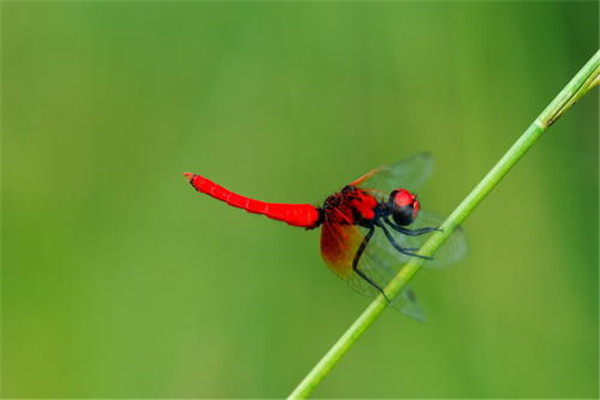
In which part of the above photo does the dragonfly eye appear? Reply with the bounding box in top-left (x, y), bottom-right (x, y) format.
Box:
top-left (389, 189), bottom-right (420, 226)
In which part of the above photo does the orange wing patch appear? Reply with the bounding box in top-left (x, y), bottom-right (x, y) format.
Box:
top-left (320, 220), bottom-right (362, 280)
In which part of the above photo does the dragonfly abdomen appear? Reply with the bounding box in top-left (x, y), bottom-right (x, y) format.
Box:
top-left (184, 173), bottom-right (320, 228)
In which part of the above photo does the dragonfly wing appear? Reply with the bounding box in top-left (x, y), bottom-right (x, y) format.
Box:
top-left (351, 153), bottom-right (434, 193)
top-left (413, 211), bottom-right (468, 268)
top-left (320, 221), bottom-right (426, 321)
top-left (350, 245), bottom-right (426, 321)
top-left (390, 287), bottom-right (426, 322)
top-left (368, 210), bottom-right (468, 269)
top-left (319, 220), bottom-right (362, 282)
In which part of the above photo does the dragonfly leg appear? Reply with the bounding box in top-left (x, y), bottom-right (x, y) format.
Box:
top-left (378, 223), bottom-right (433, 260)
top-left (352, 228), bottom-right (391, 303)
top-left (384, 217), bottom-right (441, 236)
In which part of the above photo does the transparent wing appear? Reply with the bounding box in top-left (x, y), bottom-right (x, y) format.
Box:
top-left (344, 211), bottom-right (466, 320)
top-left (320, 220), bottom-right (427, 321)
top-left (343, 260), bottom-right (427, 322)
top-left (367, 211), bottom-right (468, 269)
top-left (351, 153), bottom-right (434, 194)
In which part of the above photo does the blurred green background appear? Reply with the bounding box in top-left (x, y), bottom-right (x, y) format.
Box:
top-left (2, 2), bottom-right (598, 398)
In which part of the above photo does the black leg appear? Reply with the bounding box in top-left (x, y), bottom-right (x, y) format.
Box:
top-left (378, 223), bottom-right (433, 260)
top-left (352, 228), bottom-right (391, 302)
top-left (385, 217), bottom-right (441, 236)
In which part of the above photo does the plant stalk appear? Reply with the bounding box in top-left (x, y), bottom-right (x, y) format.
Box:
top-left (288, 49), bottom-right (600, 400)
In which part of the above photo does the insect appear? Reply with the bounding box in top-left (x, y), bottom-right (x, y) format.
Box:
top-left (184, 153), bottom-right (466, 320)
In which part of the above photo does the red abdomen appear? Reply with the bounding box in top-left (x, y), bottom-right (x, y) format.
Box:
top-left (184, 173), bottom-right (321, 228)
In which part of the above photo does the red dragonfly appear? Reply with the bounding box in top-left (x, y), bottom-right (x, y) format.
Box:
top-left (184, 153), bottom-right (466, 320)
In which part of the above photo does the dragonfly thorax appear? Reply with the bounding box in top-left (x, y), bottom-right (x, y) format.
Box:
top-left (320, 186), bottom-right (380, 227)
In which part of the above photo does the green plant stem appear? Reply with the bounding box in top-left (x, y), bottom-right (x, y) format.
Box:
top-left (288, 49), bottom-right (600, 400)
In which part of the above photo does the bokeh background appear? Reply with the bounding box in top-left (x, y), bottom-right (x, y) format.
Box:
top-left (2, 2), bottom-right (598, 398)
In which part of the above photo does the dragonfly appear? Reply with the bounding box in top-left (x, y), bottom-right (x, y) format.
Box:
top-left (184, 153), bottom-right (466, 321)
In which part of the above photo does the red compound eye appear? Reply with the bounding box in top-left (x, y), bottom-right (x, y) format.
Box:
top-left (393, 189), bottom-right (416, 207)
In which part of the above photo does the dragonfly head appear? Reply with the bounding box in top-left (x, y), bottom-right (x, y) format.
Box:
top-left (389, 189), bottom-right (420, 226)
